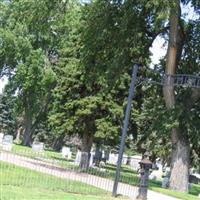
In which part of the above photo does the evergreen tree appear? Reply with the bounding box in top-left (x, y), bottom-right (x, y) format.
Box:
top-left (0, 93), bottom-right (17, 135)
top-left (80, 0), bottom-right (200, 191)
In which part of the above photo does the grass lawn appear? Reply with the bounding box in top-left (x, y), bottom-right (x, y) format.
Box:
top-left (0, 162), bottom-right (126, 200)
top-left (11, 144), bottom-right (140, 184)
top-left (1, 186), bottom-right (121, 200)
top-left (9, 144), bottom-right (200, 200)
top-left (12, 144), bottom-right (66, 160)
top-left (150, 185), bottom-right (200, 200)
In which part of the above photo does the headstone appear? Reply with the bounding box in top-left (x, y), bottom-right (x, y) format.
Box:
top-left (108, 153), bottom-right (118, 165)
top-left (93, 148), bottom-right (102, 166)
top-left (162, 177), bottom-right (169, 188)
top-left (189, 174), bottom-right (200, 184)
top-left (99, 160), bottom-right (106, 168)
top-left (61, 147), bottom-right (72, 159)
top-left (32, 142), bottom-right (44, 152)
top-left (149, 174), bottom-right (157, 180)
top-left (122, 154), bottom-right (128, 165)
top-left (129, 155), bottom-right (141, 170)
top-left (0, 133), bottom-right (4, 145)
top-left (2, 135), bottom-right (13, 151)
top-left (104, 149), bottom-right (110, 160)
top-left (75, 150), bottom-right (95, 167)
top-left (89, 152), bottom-right (95, 167)
top-left (102, 150), bottom-right (105, 160)
top-left (75, 150), bottom-right (82, 165)
top-left (150, 161), bottom-right (163, 180)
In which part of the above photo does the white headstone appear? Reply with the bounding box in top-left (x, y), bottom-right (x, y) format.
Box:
top-left (149, 174), bottom-right (157, 180)
top-left (108, 153), bottom-right (118, 165)
top-left (89, 152), bottom-right (95, 167)
top-left (75, 150), bottom-right (95, 167)
top-left (75, 150), bottom-right (82, 165)
top-left (122, 154), bottom-right (128, 165)
top-left (150, 162), bottom-right (163, 179)
top-left (32, 142), bottom-right (44, 152)
top-left (129, 155), bottom-right (141, 170)
top-left (102, 150), bottom-right (105, 159)
top-left (0, 133), bottom-right (4, 145)
top-left (2, 135), bottom-right (13, 151)
top-left (61, 147), bottom-right (72, 159)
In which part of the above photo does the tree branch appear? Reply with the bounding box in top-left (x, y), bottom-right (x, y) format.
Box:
top-left (145, 26), bottom-right (170, 52)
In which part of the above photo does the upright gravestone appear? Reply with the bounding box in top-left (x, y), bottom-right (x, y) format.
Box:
top-left (162, 167), bottom-right (170, 188)
top-left (74, 150), bottom-right (95, 167)
top-left (89, 151), bottom-right (95, 167)
top-left (2, 135), bottom-right (13, 151)
top-left (108, 153), bottom-right (118, 165)
top-left (93, 149), bottom-right (102, 166)
top-left (61, 147), bottom-right (72, 159)
top-left (75, 150), bottom-right (82, 165)
top-left (162, 177), bottom-right (169, 188)
top-left (32, 142), bottom-right (44, 152)
top-left (104, 149), bottom-right (110, 161)
top-left (0, 133), bottom-right (4, 145)
top-left (122, 154), bottom-right (128, 165)
top-left (150, 161), bottom-right (163, 180)
top-left (129, 155), bottom-right (141, 171)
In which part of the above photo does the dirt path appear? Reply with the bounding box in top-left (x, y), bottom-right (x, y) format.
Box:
top-left (0, 151), bottom-right (180, 200)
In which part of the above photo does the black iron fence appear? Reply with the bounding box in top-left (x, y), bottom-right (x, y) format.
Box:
top-left (0, 145), bottom-right (141, 199)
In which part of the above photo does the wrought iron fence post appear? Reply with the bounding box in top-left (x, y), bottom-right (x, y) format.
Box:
top-left (136, 152), bottom-right (152, 200)
top-left (112, 64), bottom-right (140, 197)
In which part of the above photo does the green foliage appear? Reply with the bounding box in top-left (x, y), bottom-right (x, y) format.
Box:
top-left (0, 93), bottom-right (17, 134)
top-left (0, 0), bottom-right (67, 143)
top-left (0, 0), bottom-right (199, 168)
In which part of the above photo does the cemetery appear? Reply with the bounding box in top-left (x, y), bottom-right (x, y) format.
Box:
top-left (0, 0), bottom-right (200, 200)
top-left (2, 134), bottom-right (13, 151)
top-left (1, 143), bottom-right (199, 200)
top-left (0, 162), bottom-right (115, 200)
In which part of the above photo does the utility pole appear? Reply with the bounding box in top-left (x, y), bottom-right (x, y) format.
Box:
top-left (112, 64), bottom-right (140, 197)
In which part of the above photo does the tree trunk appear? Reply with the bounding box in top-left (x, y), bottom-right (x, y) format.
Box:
top-left (94, 143), bottom-right (102, 166)
top-left (80, 131), bottom-right (93, 170)
top-left (23, 106), bottom-right (33, 146)
top-left (23, 122), bottom-right (32, 146)
top-left (15, 127), bottom-right (23, 143)
top-left (169, 130), bottom-right (190, 191)
top-left (104, 148), bottom-right (110, 162)
top-left (163, 0), bottom-right (189, 192)
top-left (52, 136), bottom-right (64, 151)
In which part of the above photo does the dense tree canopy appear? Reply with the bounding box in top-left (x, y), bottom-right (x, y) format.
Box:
top-left (0, 0), bottom-right (199, 191)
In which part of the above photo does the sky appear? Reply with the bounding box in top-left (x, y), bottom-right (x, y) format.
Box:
top-left (0, 3), bottom-right (197, 94)
top-left (150, 2), bottom-right (197, 66)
